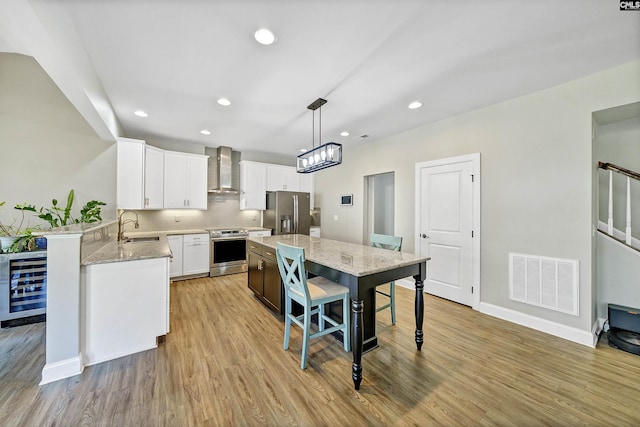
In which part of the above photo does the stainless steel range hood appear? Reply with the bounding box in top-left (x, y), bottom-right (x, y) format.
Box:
top-left (208, 146), bottom-right (238, 194)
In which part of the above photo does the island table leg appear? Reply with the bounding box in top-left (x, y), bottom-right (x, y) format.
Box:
top-left (351, 299), bottom-right (363, 390)
top-left (415, 278), bottom-right (424, 350)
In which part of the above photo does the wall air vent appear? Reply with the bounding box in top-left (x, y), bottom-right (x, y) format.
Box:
top-left (509, 253), bottom-right (579, 316)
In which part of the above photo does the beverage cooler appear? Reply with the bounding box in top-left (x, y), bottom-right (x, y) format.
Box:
top-left (0, 251), bottom-right (47, 326)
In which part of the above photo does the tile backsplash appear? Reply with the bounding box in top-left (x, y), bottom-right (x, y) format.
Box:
top-left (132, 194), bottom-right (262, 232)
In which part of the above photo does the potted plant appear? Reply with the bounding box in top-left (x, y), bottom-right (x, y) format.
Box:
top-left (23, 189), bottom-right (106, 228)
top-left (1, 190), bottom-right (106, 253)
top-left (0, 202), bottom-right (39, 253)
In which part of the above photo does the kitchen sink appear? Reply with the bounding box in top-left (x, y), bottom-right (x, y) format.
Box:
top-left (122, 236), bottom-right (160, 243)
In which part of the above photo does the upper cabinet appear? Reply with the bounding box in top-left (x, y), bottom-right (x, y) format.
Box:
top-left (239, 161), bottom-right (315, 210)
top-left (144, 146), bottom-right (165, 209)
top-left (117, 138), bottom-right (164, 209)
top-left (240, 161), bottom-right (267, 210)
top-left (164, 151), bottom-right (208, 209)
top-left (117, 138), bottom-right (207, 210)
top-left (266, 165), bottom-right (299, 191)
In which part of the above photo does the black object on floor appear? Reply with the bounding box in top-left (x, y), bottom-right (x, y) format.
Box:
top-left (608, 327), bottom-right (640, 356)
top-left (1, 314), bottom-right (46, 329)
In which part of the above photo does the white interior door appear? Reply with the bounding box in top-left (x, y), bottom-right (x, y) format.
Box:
top-left (415, 154), bottom-right (479, 307)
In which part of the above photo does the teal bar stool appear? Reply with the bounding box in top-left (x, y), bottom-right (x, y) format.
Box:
top-left (276, 242), bottom-right (351, 369)
top-left (370, 233), bottom-right (403, 325)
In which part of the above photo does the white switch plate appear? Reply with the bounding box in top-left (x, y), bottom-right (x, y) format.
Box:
top-left (333, 215), bottom-right (339, 221)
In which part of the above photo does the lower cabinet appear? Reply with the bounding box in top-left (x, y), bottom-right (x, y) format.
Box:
top-left (167, 235), bottom-right (183, 278)
top-left (168, 233), bottom-right (209, 279)
top-left (247, 242), bottom-right (282, 314)
top-left (82, 256), bottom-right (170, 366)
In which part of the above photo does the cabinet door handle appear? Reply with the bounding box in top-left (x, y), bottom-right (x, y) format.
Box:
top-left (265, 251), bottom-right (273, 256)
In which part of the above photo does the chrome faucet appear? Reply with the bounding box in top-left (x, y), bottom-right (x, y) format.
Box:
top-left (117, 210), bottom-right (139, 241)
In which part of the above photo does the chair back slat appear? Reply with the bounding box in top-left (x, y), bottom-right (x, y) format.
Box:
top-left (276, 243), bottom-right (311, 301)
top-left (370, 233), bottom-right (402, 252)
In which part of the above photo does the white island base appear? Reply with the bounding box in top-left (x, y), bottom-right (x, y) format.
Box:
top-left (82, 257), bottom-right (170, 366)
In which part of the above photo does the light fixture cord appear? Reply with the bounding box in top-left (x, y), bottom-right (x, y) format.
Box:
top-left (319, 106), bottom-right (322, 145)
top-left (311, 108), bottom-right (315, 149)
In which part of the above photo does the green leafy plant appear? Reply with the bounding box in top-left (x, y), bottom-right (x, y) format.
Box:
top-left (1, 190), bottom-right (106, 253)
top-left (22, 189), bottom-right (106, 228)
top-left (0, 202), bottom-right (40, 253)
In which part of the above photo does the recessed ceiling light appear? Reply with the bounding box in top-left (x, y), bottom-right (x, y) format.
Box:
top-left (217, 98), bottom-right (231, 106)
top-left (134, 110), bottom-right (148, 117)
top-left (200, 129), bottom-right (211, 135)
top-left (408, 101), bottom-right (423, 109)
top-left (254, 28), bottom-right (276, 45)
top-left (340, 131), bottom-right (350, 136)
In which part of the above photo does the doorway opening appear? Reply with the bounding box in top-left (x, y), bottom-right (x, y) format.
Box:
top-left (363, 172), bottom-right (395, 246)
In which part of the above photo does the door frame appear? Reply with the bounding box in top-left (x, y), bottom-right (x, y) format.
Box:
top-left (414, 153), bottom-right (481, 310)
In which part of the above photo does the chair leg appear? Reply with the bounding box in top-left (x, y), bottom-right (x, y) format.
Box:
top-left (343, 295), bottom-right (351, 352)
top-left (284, 296), bottom-right (292, 350)
top-left (301, 306), bottom-right (311, 369)
top-left (319, 303), bottom-right (324, 332)
top-left (390, 281), bottom-right (396, 325)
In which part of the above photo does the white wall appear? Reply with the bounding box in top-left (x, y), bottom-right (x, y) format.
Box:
top-left (595, 116), bottom-right (640, 237)
top-left (0, 53), bottom-right (116, 229)
top-left (597, 234), bottom-right (640, 319)
top-left (315, 61), bottom-right (640, 333)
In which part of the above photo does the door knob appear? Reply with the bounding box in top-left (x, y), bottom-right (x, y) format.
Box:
top-left (421, 234), bottom-right (430, 239)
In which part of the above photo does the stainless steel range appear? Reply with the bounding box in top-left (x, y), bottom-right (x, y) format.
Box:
top-left (209, 228), bottom-right (249, 277)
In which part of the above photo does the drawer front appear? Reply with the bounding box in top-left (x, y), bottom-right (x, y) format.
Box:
top-left (262, 247), bottom-right (276, 262)
top-left (183, 233), bottom-right (209, 244)
top-left (247, 241), bottom-right (264, 255)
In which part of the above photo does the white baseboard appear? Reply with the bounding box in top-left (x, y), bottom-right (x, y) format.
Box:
top-left (396, 279), bottom-right (596, 347)
top-left (40, 354), bottom-right (84, 385)
top-left (479, 302), bottom-right (596, 348)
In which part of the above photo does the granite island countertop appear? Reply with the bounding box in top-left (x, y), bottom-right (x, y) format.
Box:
top-left (248, 234), bottom-right (429, 277)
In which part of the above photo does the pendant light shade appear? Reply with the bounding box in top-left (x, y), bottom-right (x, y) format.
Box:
top-left (297, 98), bottom-right (343, 174)
top-left (297, 142), bottom-right (342, 173)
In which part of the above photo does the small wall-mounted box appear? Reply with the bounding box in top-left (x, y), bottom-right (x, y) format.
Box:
top-left (340, 194), bottom-right (353, 206)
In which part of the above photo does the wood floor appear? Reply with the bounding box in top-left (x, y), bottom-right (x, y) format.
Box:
top-left (1, 274), bottom-right (639, 426)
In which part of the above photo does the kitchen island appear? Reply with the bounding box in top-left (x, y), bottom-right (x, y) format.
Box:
top-left (247, 234), bottom-right (429, 390)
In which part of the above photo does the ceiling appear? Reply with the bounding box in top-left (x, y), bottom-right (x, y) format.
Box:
top-left (2, 1), bottom-right (640, 157)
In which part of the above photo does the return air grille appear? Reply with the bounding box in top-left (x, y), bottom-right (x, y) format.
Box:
top-left (509, 253), bottom-right (579, 316)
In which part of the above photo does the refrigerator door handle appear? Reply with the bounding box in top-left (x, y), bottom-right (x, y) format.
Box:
top-left (293, 194), bottom-right (298, 234)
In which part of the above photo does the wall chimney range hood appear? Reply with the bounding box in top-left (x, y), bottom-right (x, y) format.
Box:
top-left (208, 146), bottom-right (238, 194)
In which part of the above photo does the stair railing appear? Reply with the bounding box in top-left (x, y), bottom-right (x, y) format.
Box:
top-left (598, 162), bottom-right (640, 246)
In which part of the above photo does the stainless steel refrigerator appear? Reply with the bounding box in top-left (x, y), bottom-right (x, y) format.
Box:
top-left (264, 191), bottom-right (311, 235)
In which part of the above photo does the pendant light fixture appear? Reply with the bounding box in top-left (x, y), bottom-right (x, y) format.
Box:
top-left (297, 98), bottom-right (342, 174)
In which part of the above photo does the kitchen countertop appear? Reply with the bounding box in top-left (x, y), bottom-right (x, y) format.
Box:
top-left (248, 234), bottom-right (428, 277)
top-left (81, 235), bottom-right (172, 266)
top-left (36, 220), bottom-right (118, 236)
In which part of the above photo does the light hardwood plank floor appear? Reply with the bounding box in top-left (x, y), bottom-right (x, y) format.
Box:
top-left (1, 274), bottom-right (639, 426)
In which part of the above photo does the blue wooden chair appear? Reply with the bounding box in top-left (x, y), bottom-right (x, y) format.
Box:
top-left (276, 242), bottom-right (351, 369)
top-left (370, 233), bottom-right (403, 325)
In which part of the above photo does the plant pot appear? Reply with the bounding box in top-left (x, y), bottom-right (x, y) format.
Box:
top-left (0, 236), bottom-right (19, 253)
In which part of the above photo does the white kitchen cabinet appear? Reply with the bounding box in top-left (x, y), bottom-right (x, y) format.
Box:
top-left (164, 151), bottom-right (208, 209)
top-left (182, 233), bottom-right (210, 276)
top-left (266, 164), bottom-right (299, 191)
top-left (167, 235), bottom-right (183, 278)
top-left (239, 161), bottom-right (267, 210)
top-left (248, 229), bottom-right (272, 237)
top-left (82, 256), bottom-right (170, 366)
top-left (117, 138), bottom-right (165, 209)
top-left (144, 146), bottom-right (165, 209)
top-left (298, 172), bottom-right (315, 209)
top-left (309, 227), bottom-right (321, 238)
